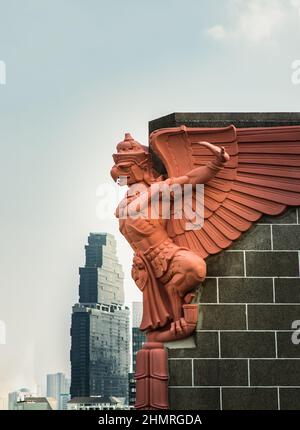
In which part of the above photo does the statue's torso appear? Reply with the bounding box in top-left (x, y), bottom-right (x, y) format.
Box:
top-left (116, 193), bottom-right (169, 253)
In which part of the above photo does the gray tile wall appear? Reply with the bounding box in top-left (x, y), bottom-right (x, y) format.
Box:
top-left (168, 208), bottom-right (300, 410)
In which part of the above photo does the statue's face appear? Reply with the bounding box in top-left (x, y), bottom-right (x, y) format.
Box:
top-left (110, 161), bottom-right (143, 186)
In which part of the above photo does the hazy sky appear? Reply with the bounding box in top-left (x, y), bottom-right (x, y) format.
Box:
top-left (0, 0), bottom-right (300, 403)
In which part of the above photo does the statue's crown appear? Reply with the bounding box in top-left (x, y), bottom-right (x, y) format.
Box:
top-left (113, 133), bottom-right (150, 164)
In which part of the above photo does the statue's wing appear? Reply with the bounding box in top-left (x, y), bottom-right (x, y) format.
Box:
top-left (150, 124), bottom-right (300, 259)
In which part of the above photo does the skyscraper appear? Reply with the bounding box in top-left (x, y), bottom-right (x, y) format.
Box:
top-left (70, 233), bottom-right (130, 401)
top-left (46, 372), bottom-right (70, 410)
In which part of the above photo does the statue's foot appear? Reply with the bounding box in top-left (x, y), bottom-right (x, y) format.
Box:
top-left (147, 304), bottom-right (198, 342)
top-left (184, 293), bottom-right (196, 304)
top-left (147, 317), bottom-right (195, 342)
top-left (170, 317), bottom-right (195, 337)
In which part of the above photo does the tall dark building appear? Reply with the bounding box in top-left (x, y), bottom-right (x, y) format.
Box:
top-left (128, 302), bottom-right (146, 406)
top-left (131, 302), bottom-right (146, 371)
top-left (70, 233), bottom-right (130, 401)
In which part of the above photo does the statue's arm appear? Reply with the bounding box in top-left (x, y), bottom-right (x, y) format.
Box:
top-left (168, 142), bottom-right (230, 186)
top-left (129, 142), bottom-right (229, 213)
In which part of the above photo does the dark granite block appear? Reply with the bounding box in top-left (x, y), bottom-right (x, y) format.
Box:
top-left (206, 252), bottom-right (244, 277)
top-left (248, 305), bottom-right (300, 330)
top-left (194, 359), bottom-right (248, 386)
top-left (277, 332), bottom-right (300, 358)
top-left (250, 360), bottom-right (300, 386)
top-left (275, 278), bottom-right (300, 303)
top-left (229, 225), bottom-right (271, 251)
top-left (220, 332), bottom-right (276, 358)
top-left (246, 252), bottom-right (299, 277)
top-left (149, 112), bottom-right (300, 134)
top-left (168, 332), bottom-right (219, 359)
top-left (169, 360), bottom-right (192, 386)
top-left (219, 278), bottom-right (273, 303)
top-left (279, 388), bottom-right (300, 410)
top-left (222, 388), bottom-right (278, 410)
top-left (169, 388), bottom-right (220, 410)
top-left (258, 208), bottom-right (297, 225)
top-left (273, 225), bottom-right (300, 250)
top-left (200, 278), bottom-right (217, 303)
top-left (200, 305), bottom-right (246, 330)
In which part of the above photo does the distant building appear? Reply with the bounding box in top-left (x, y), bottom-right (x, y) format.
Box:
top-left (128, 373), bottom-right (136, 407)
top-left (132, 302), bottom-right (146, 371)
top-left (46, 372), bottom-right (70, 410)
top-left (60, 393), bottom-right (71, 411)
top-left (129, 302), bottom-right (146, 406)
top-left (8, 392), bottom-right (19, 411)
top-left (67, 396), bottom-right (128, 410)
top-left (0, 397), bottom-right (6, 410)
top-left (132, 302), bottom-right (143, 330)
top-left (8, 388), bottom-right (31, 410)
top-left (70, 233), bottom-right (130, 402)
top-left (15, 397), bottom-right (57, 410)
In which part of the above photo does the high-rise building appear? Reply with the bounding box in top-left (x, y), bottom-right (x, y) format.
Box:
top-left (70, 233), bottom-right (130, 401)
top-left (46, 372), bottom-right (70, 410)
top-left (79, 233), bottom-right (124, 305)
top-left (129, 302), bottom-right (146, 406)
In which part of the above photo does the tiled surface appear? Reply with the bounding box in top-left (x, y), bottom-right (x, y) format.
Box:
top-left (168, 208), bottom-right (300, 410)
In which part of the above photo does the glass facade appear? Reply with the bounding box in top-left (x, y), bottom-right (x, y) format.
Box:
top-left (70, 233), bottom-right (130, 401)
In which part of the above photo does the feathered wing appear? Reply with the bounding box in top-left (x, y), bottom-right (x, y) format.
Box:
top-left (150, 124), bottom-right (300, 259)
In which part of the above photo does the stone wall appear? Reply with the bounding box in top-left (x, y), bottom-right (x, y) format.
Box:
top-left (149, 113), bottom-right (300, 410)
top-left (168, 208), bottom-right (300, 410)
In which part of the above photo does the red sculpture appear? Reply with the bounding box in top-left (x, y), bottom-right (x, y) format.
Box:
top-left (111, 124), bottom-right (300, 409)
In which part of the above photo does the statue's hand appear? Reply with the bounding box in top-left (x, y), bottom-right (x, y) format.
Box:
top-left (152, 177), bottom-right (173, 190)
top-left (219, 146), bottom-right (230, 163)
top-left (196, 141), bottom-right (230, 163)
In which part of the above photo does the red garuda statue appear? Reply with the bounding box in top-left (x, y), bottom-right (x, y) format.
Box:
top-left (111, 124), bottom-right (300, 409)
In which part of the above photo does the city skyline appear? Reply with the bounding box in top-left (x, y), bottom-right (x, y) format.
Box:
top-left (3, 232), bottom-right (135, 409)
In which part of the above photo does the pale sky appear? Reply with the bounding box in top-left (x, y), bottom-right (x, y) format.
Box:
top-left (0, 0), bottom-right (300, 405)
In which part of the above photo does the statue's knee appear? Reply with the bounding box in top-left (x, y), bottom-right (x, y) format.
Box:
top-left (188, 256), bottom-right (206, 283)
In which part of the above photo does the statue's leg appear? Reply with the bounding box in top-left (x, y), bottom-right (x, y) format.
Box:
top-left (164, 282), bottom-right (183, 322)
top-left (164, 249), bottom-right (206, 302)
top-left (147, 249), bottom-right (206, 342)
top-left (159, 250), bottom-right (206, 336)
